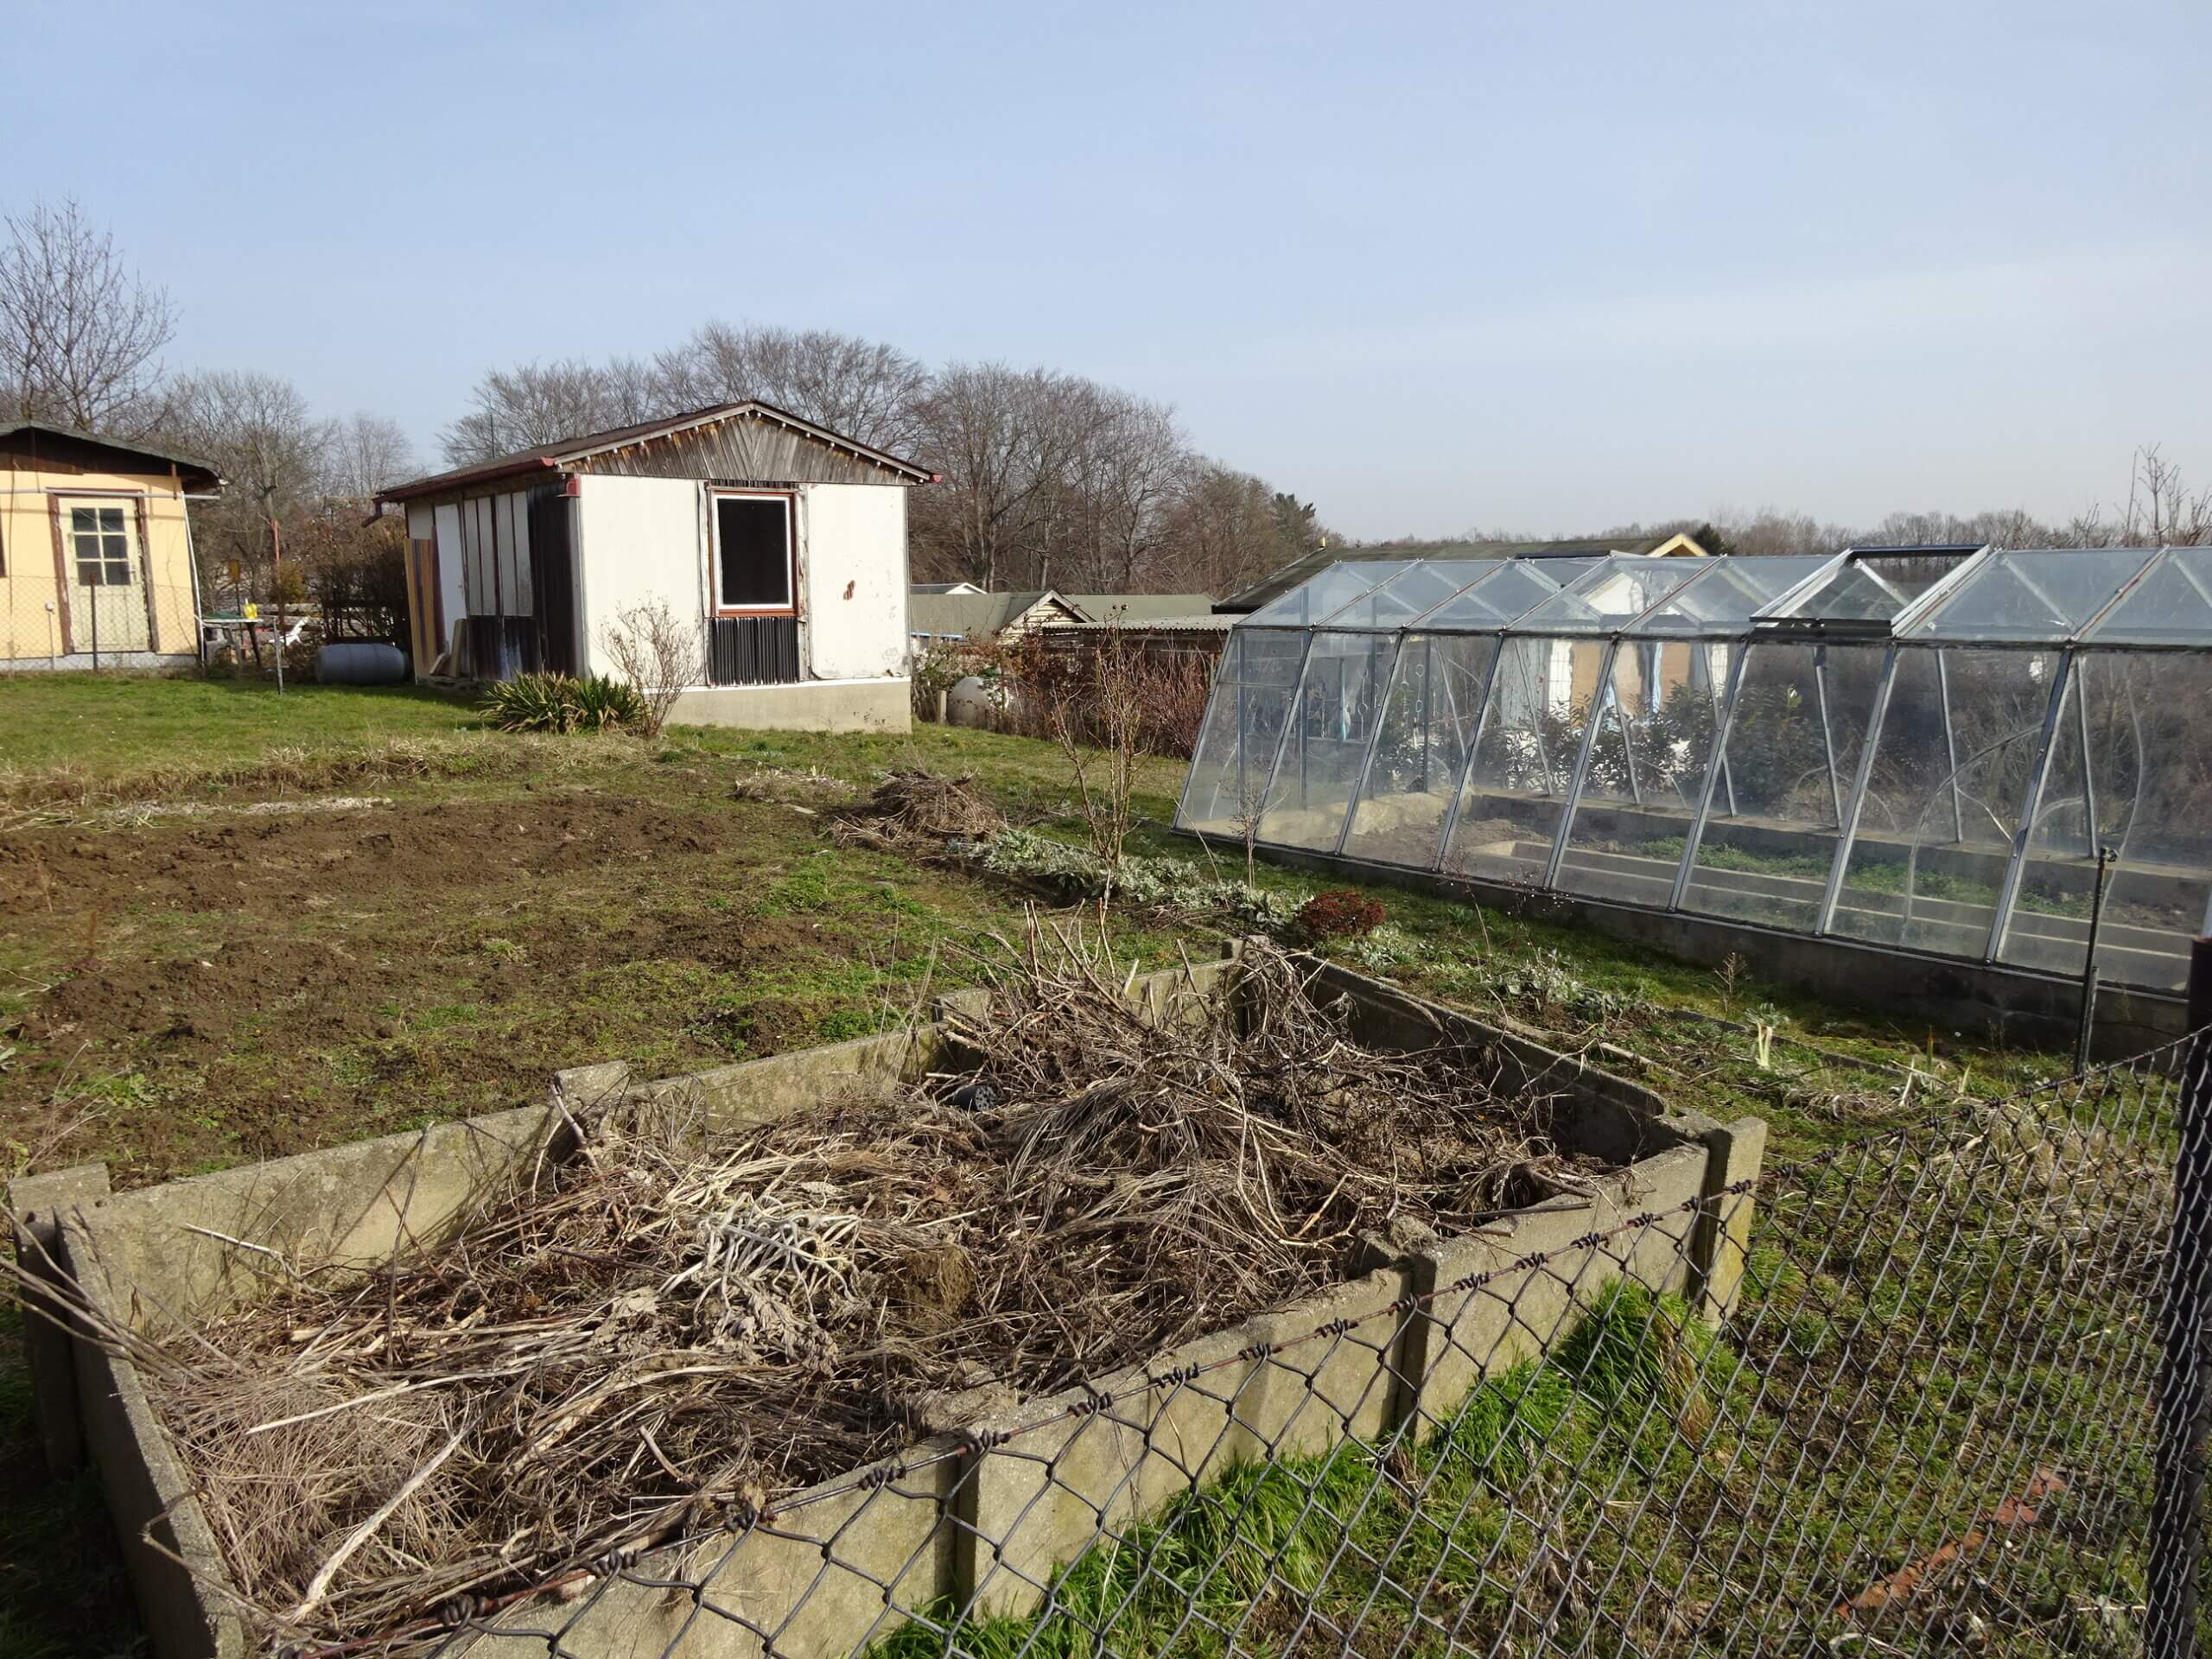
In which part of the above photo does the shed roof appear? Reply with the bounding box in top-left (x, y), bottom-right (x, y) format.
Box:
top-left (379, 400), bottom-right (931, 501)
top-left (0, 421), bottom-right (222, 493)
top-left (1059, 594), bottom-right (1217, 624)
top-left (909, 590), bottom-right (1084, 639)
top-left (1218, 531), bottom-right (1707, 614)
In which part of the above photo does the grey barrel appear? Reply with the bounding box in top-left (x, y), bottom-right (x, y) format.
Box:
top-left (315, 642), bottom-right (409, 685)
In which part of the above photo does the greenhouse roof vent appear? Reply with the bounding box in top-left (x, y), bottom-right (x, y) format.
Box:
top-left (1751, 543), bottom-right (1991, 639)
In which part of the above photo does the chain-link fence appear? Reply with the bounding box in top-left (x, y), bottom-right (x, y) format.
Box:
top-left (274, 1023), bottom-right (2207, 1659)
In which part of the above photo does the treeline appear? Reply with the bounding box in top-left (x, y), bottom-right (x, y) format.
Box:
top-left (1422, 447), bottom-right (2212, 559)
top-left (441, 331), bottom-right (1332, 598)
top-left (1, 200), bottom-right (420, 635)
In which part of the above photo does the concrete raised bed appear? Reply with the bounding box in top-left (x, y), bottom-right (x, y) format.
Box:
top-left (10, 945), bottom-right (1764, 1659)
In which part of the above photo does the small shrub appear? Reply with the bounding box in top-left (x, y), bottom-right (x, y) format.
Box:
top-left (569, 673), bottom-right (644, 731)
top-left (480, 672), bottom-right (582, 734)
top-left (480, 672), bottom-right (644, 734)
top-left (1294, 887), bottom-right (1385, 944)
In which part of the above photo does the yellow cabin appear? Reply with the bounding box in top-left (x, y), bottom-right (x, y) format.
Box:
top-left (0, 423), bottom-right (221, 670)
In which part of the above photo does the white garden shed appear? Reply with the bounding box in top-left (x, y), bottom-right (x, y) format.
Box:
top-left (378, 402), bottom-right (931, 731)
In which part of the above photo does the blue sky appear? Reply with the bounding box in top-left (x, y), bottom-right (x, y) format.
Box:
top-left (9, 0), bottom-right (2209, 537)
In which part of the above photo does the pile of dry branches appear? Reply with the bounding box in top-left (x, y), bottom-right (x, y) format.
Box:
top-left (44, 936), bottom-right (1605, 1652)
top-left (830, 767), bottom-right (1007, 850)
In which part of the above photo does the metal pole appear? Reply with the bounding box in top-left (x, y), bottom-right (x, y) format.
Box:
top-left (2147, 937), bottom-right (2212, 1659)
top-left (1333, 639), bottom-right (1404, 856)
top-left (1430, 636), bottom-right (1509, 874)
top-left (1936, 650), bottom-right (1965, 843)
top-left (1816, 645), bottom-right (1902, 936)
top-left (1670, 642), bottom-right (1751, 912)
top-left (1544, 638), bottom-right (1622, 891)
top-left (2072, 845), bottom-right (2115, 1072)
top-left (1815, 645), bottom-right (1846, 826)
top-left (1986, 652), bottom-right (2075, 963)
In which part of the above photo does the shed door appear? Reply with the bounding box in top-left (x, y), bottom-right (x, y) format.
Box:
top-left (65, 500), bottom-right (151, 655)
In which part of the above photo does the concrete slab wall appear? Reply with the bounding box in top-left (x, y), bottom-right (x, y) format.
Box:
top-left (669, 677), bottom-right (910, 734)
top-left (1214, 836), bottom-right (2185, 1058)
top-left (12, 950), bottom-right (1757, 1659)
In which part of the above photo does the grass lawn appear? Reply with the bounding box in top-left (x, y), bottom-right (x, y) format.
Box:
top-left (0, 671), bottom-right (2089, 1657)
top-left (0, 671), bottom-right (484, 779)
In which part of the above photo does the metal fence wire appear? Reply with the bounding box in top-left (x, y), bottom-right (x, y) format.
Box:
top-left (334, 1028), bottom-right (2212, 1659)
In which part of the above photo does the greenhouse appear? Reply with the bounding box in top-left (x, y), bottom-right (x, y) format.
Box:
top-left (1176, 544), bottom-right (2212, 995)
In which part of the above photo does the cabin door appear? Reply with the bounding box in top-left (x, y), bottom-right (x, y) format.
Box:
top-left (64, 499), bottom-right (152, 657)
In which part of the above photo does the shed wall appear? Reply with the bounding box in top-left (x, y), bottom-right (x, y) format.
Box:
top-left (0, 461), bottom-right (197, 665)
top-left (576, 474), bottom-right (706, 679)
top-left (801, 483), bottom-right (908, 679)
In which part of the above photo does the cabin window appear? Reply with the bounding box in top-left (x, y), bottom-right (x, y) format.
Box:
top-left (70, 505), bottom-right (134, 587)
top-left (713, 494), bottom-right (794, 613)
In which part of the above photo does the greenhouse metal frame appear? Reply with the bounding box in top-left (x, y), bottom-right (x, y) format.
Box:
top-left (1175, 543), bottom-right (2212, 995)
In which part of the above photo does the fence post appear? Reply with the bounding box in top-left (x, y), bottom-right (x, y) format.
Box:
top-left (2147, 936), bottom-right (2212, 1659)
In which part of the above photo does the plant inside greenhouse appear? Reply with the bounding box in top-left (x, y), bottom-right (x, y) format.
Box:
top-left (1176, 543), bottom-right (2212, 994)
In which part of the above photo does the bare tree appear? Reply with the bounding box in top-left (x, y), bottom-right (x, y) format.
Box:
top-left (321, 413), bottom-right (418, 501)
top-left (654, 322), bottom-right (929, 452)
top-left (0, 198), bottom-right (176, 435)
top-left (440, 359), bottom-right (638, 467)
top-left (1163, 461), bottom-right (1288, 596)
top-left (601, 601), bottom-right (704, 739)
top-left (164, 371), bottom-right (332, 599)
top-left (1047, 623), bottom-right (1146, 891)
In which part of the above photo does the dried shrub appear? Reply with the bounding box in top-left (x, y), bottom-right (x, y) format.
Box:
top-left (1296, 887), bottom-right (1387, 944)
top-left (41, 935), bottom-right (1606, 1653)
top-left (600, 600), bottom-right (703, 740)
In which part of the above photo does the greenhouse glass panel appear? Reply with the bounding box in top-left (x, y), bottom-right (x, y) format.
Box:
top-left (1510, 556), bottom-right (1703, 635)
top-left (1680, 643), bottom-right (1884, 930)
top-left (1177, 549), bottom-right (2212, 993)
top-left (1241, 562), bottom-right (1413, 627)
top-left (1343, 632), bottom-right (1500, 868)
top-left (1179, 627), bottom-right (1308, 839)
top-left (1553, 639), bottom-right (1733, 906)
top-left (1903, 548), bottom-right (2158, 642)
top-left (1440, 634), bottom-right (1607, 883)
top-left (2080, 548), bottom-right (2212, 645)
top-left (1412, 559), bottom-right (1586, 627)
top-left (1829, 647), bottom-right (2059, 957)
top-left (1997, 651), bottom-right (2212, 990)
top-left (1257, 630), bottom-right (1401, 850)
top-left (1629, 555), bottom-right (1832, 635)
top-left (1318, 561), bottom-right (1491, 629)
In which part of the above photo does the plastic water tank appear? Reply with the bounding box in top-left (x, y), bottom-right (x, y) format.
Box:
top-left (315, 642), bottom-right (409, 685)
top-left (946, 674), bottom-right (1007, 730)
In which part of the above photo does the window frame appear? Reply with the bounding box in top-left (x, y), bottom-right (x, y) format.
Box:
top-left (708, 489), bottom-right (798, 618)
top-left (61, 496), bottom-right (140, 590)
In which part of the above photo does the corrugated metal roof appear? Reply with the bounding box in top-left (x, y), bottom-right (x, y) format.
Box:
top-left (909, 591), bottom-right (1083, 639)
top-left (379, 400), bottom-right (931, 501)
top-left (1060, 594), bottom-right (1216, 623)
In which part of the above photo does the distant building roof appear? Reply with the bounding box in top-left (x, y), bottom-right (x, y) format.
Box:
top-left (912, 582), bottom-right (985, 596)
top-left (1218, 532), bottom-right (1708, 613)
top-left (0, 421), bottom-right (222, 493)
top-left (1058, 611), bottom-right (1231, 633)
top-left (379, 399), bottom-right (931, 501)
top-left (1058, 594), bottom-right (1217, 624)
top-left (909, 590), bottom-right (1084, 639)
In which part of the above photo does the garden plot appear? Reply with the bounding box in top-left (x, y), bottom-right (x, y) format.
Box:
top-left (16, 940), bottom-right (1742, 1659)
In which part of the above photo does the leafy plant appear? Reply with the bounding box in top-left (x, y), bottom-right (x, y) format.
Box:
top-left (569, 673), bottom-right (644, 731)
top-left (480, 672), bottom-right (645, 734)
top-left (480, 672), bottom-right (584, 734)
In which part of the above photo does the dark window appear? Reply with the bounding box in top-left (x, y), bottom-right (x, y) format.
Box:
top-left (70, 505), bottom-right (132, 588)
top-left (715, 496), bottom-right (791, 611)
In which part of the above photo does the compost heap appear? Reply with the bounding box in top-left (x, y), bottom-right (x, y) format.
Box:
top-left (127, 938), bottom-right (1610, 1651)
